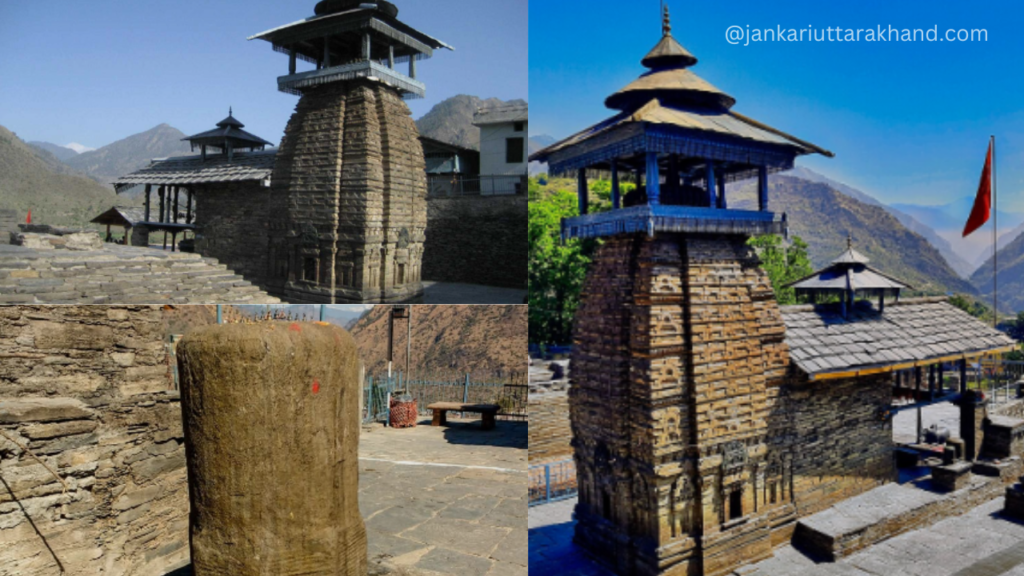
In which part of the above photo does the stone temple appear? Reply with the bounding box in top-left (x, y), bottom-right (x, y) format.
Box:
top-left (250, 0), bottom-right (450, 303)
top-left (530, 7), bottom-right (1016, 576)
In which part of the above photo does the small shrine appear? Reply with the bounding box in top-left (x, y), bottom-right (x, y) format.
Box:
top-left (181, 107), bottom-right (273, 161)
top-left (787, 236), bottom-right (911, 315)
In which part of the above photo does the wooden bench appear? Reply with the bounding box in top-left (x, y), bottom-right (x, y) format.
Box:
top-left (427, 402), bottom-right (500, 430)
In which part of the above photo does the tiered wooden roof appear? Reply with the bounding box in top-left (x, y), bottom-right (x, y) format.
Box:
top-left (248, 0), bottom-right (451, 97)
top-left (182, 109), bottom-right (274, 155)
top-left (530, 6), bottom-right (832, 177)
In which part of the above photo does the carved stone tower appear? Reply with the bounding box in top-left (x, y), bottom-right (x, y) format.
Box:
top-left (531, 6), bottom-right (832, 575)
top-left (250, 0), bottom-right (451, 303)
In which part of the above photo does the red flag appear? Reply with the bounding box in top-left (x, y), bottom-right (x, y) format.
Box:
top-left (26, 209), bottom-right (31, 224)
top-left (963, 141), bottom-right (993, 237)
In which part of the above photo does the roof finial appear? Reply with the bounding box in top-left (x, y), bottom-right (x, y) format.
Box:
top-left (847, 233), bottom-right (853, 250)
top-left (229, 106), bottom-right (233, 117)
top-left (662, 3), bottom-right (672, 37)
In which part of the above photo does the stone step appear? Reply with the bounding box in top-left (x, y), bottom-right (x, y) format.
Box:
top-left (0, 244), bottom-right (278, 304)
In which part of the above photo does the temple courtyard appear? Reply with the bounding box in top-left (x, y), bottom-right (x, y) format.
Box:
top-left (529, 495), bottom-right (1024, 576)
top-left (167, 417), bottom-right (528, 576)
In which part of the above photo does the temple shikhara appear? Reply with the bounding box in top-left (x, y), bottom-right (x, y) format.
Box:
top-left (531, 7), bottom-right (1016, 576)
top-left (115, 0), bottom-right (450, 303)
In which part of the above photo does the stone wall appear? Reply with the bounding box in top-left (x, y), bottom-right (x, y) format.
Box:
top-left (528, 381), bottom-right (572, 464)
top-left (423, 193), bottom-right (527, 289)
top-left (193, 181), bottom-right (271, 289)
top-left (767, 373), bottom-right (894, 524)
top-left (0, 306), bottom-right (188, 576)
top-left (0, 210), bottom-right (20, 239)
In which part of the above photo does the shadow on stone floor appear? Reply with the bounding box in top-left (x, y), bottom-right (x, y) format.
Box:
top-left (442, 420), bottom-right (528, 448)
top-left (528, 520), bottom-right (615, 576)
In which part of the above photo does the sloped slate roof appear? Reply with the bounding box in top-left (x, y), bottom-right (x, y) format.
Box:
top-left (113, 150), bottom-right (276, 192)
top-left (781, 297), bottom-right (1016, 380)
top-left (533, 99), bottom-right (831, 161)
top-left (473, 104), bottom-right (528, 126)
top-left (90, 206), bottom-right (146, 227)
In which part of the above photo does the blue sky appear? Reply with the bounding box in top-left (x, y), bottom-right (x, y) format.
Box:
top-left (531, 0), bottom-right (1024, 211)
top-left (0, 0), bottom-right (527, 150)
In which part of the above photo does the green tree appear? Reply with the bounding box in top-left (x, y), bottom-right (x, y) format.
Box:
top-left (949, 294), bottom-right (994, 324)
top-left (747, 235), bottom-right (814, 305)
top-left (529, 189), bottom-right (595, 345)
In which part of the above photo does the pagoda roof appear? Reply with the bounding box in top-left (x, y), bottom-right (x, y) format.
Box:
top-left (248, 4), bottom-right (452, 65)
top-left (606, 68), bottom-right (735, 111)
top-left (785, 239), bottom-right (912, 294)
top-left (533, 99), bottom-right (832, 174)
top-left (182, 109), bottom-right (274, 151)
top-left (641, 34), bottom-right (697, 69)
top-left (781, 297), bottom-right (1015, 380)
top-left (530, 6), bottom-right (832, 176)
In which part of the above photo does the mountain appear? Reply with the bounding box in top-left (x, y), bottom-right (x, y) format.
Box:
top-left (730, 176), bottom-right (977, 296)
top-left (415, 95), bottom-right (527, 151)
top-left (971, 228), bottom-right (1024, 314)
top-left (64, 124), bottom-right (192, 186)
top-left (65, 143), bottom-right (95, 154)
top-left (0, 123), bottom-right (123, 227)
top-left (348, 305), bottom-right (526, 377)
top-left (529, 134), bottom-right (556, 153)
top-left (29, 141), bottom-right (79, 161)
top-left (528, 135), bottom-right (555, 176)
top-left (779, 167), bottom-right (974, 277)
top-left (891, 196), bottom-right (1024, 268)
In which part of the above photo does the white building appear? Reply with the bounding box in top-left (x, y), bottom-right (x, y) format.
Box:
top-left (472, 103), bottom-right (528, 195)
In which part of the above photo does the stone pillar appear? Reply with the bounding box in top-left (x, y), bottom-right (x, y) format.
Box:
top-left (177, 322), bottom-right (366, 575)
top-left (570, 233), bottom-right (786, 576)
top-left (960, 389), bottom-right (987, 461)
top-left (267, 80), bottom-right (426, 303)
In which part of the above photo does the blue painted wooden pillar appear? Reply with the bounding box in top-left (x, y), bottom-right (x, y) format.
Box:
top-left (610, 161), bottom-right (620, 209)
top-left (705, 160), bottom-right (717, 208)
top-left (717, 169), bottom-right (727, 209)
top-left (577, 168), bottom-right (589, 215)
top-left (646, 152), bottom-right (660, 206)
top-left (758, 165), bottom-right (769, 212)
top-left (666, 155), bottom-right (679, 199)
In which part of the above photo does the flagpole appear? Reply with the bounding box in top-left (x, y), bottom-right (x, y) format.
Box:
top-left (993, 134), bottom-right (998, 329)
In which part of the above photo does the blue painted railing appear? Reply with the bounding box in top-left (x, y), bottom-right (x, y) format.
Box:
top-left (529, 459), bottom-right (578, 506)
top-left (561, 205), bottom-right (787, 240)
top-left (362, 373), bottom-right (526, 424)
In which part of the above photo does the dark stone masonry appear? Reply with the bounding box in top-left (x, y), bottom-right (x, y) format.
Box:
top-left (423, 193), bottom-right (527, 289)
top-left (267, 81), bottom-right (428, 304)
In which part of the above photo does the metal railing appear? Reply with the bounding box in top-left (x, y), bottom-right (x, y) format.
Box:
top-left (529, 459), bottom-right (578, 506)
top-left (362, 372), bottom-right (527, 424)
top-left (427, 175), bottom-right (527, 197)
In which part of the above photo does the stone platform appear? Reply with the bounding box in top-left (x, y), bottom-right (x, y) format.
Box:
top-left (793, 460), bottom-right (1021, 561)
top-left (0, 244), bottom-right (279, 304)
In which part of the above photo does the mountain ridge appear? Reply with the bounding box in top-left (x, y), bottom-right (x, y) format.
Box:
top-left (63, 123), bottom-right (192, 186)
top-left (415, 94), bottom-right (527, 151)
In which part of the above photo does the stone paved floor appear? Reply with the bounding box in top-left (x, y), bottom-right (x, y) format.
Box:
top-left (166, 417), bottom-right (527, 575)
top-left (893, 401), bottom-right (961, 444)
top-left (529, 496), bottom-right (1024, 576)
